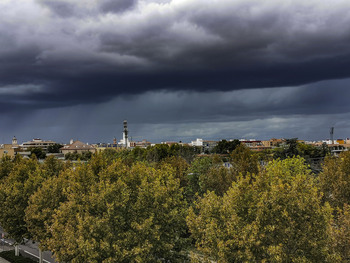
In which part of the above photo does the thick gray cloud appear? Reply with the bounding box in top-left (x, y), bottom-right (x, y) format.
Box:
top-left (1, 0), bottom-right (350, 142)
top-left (1, 79), bottom-right (349, 143)
top-left (100, 0), bottom-right (138, 13)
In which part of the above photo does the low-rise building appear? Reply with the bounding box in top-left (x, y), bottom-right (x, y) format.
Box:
top-left (161, 141), bottom-right (179, 146)
top-left (130, 139), bottom-right (152, 148)
top-left (21, 138), bottom-right (57, 152)
top-left (261, 138), bottom-right (285, 148)
top-left (240, 139), bottom-right (271, 151)
top-left (0, 144), bottom-right (16, 158)
top-left (60, 140), bottom-right (97, 155)
top-left (190, 138), bottom-right (218, 153)
top-left (0, 136), bottom-right (20, 158)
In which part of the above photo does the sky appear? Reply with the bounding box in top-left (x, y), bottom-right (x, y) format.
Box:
top-left (1, 0), bottom-right (350, 144)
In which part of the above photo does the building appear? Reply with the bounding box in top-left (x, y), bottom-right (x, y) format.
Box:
top-left (60, 140), bottom-right (96, 155)
top-left (21, 138), bottom-right (57, 152)
top-left (261, 138), bottom-right (285, 148)
top-left (239, 139), bottom-right (272, 151)
top-left (95, 141), bottom-right (119, 152)
top-left (0, 136), bottom-right (19, 158)
top-left (190, 138), bottom-right (218, 153)
top-left (161, 141), bottom-right (179, 146)
top-left (130, 139), bottom-right (152, 148)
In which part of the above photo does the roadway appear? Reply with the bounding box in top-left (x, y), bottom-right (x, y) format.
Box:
top-left (0, 228), bottom-right (57, 263)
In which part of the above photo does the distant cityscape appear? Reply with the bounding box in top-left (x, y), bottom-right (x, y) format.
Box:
top-left (0, 120), bottom-right (348, 159)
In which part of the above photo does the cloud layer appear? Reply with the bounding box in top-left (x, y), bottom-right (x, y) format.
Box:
top-left (1, 0), bottom-right (350, 142)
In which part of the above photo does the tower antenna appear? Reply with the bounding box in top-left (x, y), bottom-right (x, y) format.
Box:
top-left (330, 126), bottom-right (334, 144)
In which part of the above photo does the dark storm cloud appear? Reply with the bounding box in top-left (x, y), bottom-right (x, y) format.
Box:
top-left (2, 0), bottom-right (350, 142)
top-left (4, 81), bottom-right (349, 143)
top-left (2, 0), bottom-right (350, 111)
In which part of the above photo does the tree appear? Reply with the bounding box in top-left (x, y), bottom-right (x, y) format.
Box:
top-left (319, 152), bottom-right (350, 209)
top-left (47, 144), bottom-right (63, 153)
top-left (329, 204), bottom-right (350, 261)
top-left (187, 157), bottom-right (338, 262)
top-left (230, 144), bottom-right (259, 177)
top-left (29, 147), bottom-right (46, 159)
top-left (65, 151), bottom-right (92, 161)
top-left (273, 139), bottom-right (329, 161)
top-left (212, 139), bottom-right (240, 154)
top-left (0, 155), bottom-right (14, 180)
top-left (41, 155), bottom-right (65, 177)
top-left (46, 160), bottom-right (188, 262)
top-left (160, 156), bottom-right (189, 190)
top-left (0, 157), bottom-right (42, 243)
top-left (25, 174), bottom-right (69, 250)
top-left (199, 166), bottom-right (235, 197)
top-left (145, 144), bottom-right (171, 163)
top-left (186, 157), bottom-right (214, 201)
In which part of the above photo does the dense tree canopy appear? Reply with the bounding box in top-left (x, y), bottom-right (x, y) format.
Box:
top-left (0, 157), bottom-right (42, 242)
top-left (319, 151), bottom-right (350, 209)
top-left (273, 138), bottom-right (329, 160)
top-left (212, 139), bottom-right (240, 154)
top-left (28, 147), bottom-right (46, 159)
top-left (230, 144), bottom-right (259, 177)
top-left (46, 160), bottom-right (188, 262)
top-left (187, 157), bottom-right (339, 262)
top-left (47, 144), bottom-right (63, 153)
top-left (0, 144), bottom-right (349, 262)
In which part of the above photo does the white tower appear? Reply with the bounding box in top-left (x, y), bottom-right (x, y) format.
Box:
top-left (12, 136), bottom-right (18, 145)
top-left (123, 120), bottom-right (129, 148)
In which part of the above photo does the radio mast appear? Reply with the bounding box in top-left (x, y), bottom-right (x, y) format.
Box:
top-left (330, 127), bottom-right (334, 144)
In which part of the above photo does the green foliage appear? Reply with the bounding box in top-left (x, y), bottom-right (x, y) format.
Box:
top-left (187, 155), bottom-right (237, 197)
top-left (1, 145), bottom-right (350, 262)
top-left (212, 139), bottom-right (240, 154)
top-left (230, 144), bottom-right (259, 177)
top-left (329, 204), bottom-right (350, 260)
top-left (319, 152), bottom-right (350, 209)
top-left (160, 156), bottom-right (189, 189)
top-left (41, 155), bottom-right (65, 177)
top-left (273, 138), bottom-right (329, 160)
top-left (186, 148), bottom-right (259, 199)
top-left (187, 157), bottom-right (338, 262)
top-left (25, 173), bottom-right (69, 250)
top-left (28, 147), bottom-right (46, 159)
top-left (0, 155), bottom-right (14, 180)
top-left (47, 143), bottom-right (63, 153)
top-left (105, 144), bottom-right (200, 165)
top-left (187, 157), bottom-right (214, 199)
top-left (0, 158), bottom-right (42, 242)
top-left (65, 151), bottom-right (93, 161)
top-left (45, 159), bottom-right (188, 262)
top-left (199, 165), bottom-right (235, 197)
top-left (143, 144), bottom-right (199, 163)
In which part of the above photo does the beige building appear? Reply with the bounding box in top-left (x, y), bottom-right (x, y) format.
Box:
top-left (21, 138), bottom-right (57, 152)
top-left (261, 138), bottom-right (285, 148)
top-left (0, 144), bottom-right (16, 158)
top-left (0, 136), bottom-right (19, 158)
top-left (60, 140), bottom-right (96, 155)
top-left (130, 139), bottom-right (152, 148)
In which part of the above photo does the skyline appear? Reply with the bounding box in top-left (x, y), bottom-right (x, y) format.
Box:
top-left (1, 0), bottom-right (350, 143)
